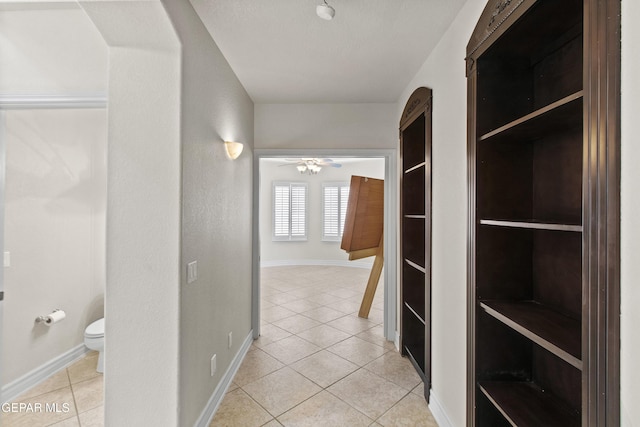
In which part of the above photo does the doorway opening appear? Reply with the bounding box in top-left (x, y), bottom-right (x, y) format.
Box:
top-left (252, 149), bottom-right (398, 346)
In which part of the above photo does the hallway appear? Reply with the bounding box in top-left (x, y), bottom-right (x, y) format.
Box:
top-left (210, 266), bottom-right (437, 426)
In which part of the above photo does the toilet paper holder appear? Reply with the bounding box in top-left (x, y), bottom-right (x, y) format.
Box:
top-left (35, 309), bottom-right (64, 325)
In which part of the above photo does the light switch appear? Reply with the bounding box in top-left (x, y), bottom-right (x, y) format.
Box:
top-left (187, 261), bottom-right (197, 284)
top-left (4, 252), bottom-right (10, 268)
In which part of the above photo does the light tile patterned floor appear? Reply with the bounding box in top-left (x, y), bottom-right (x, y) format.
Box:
top-left (1, 352), bottom-right (104, 427)
top-left (211, 265), bottom-right (438, 427)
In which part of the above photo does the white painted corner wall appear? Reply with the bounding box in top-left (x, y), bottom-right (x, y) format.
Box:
top-left (80, 1), bottom-right (183, 425)
top-left (395, 1), bottom-right (487, 425)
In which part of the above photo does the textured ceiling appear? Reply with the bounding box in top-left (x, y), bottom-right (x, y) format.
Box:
top-left (190, 0), bottom-right (467, 104)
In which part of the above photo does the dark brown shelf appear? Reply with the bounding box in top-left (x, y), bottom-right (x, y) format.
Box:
top-left (480, 219), bottom-right (582, 233)
top-left (479, 381), bottom-right (580, 427)
top-left (480, 300), bottom-right (581, 369)
top-left (479, 92), bottom-right (583, 143)
top-left (405, 302), bottom-right (426, 325)
top-left (405, 258), bottom-right (426, 273)
top-left (405, 162), bottom-right (425, 174)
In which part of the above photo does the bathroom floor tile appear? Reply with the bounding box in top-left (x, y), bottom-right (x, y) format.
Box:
top-left (17, 370), bottom-right (70, 400)
top-left (48, 416), bottom-right (81, 427)
top-left (377, 393), bottom-right (438, 427)
top-left (327, 369), bottom-right (408, 420)
top-left (242, 368), bottom-right (321, 417)
top-left (67, 352), bottom-right (101, 385)
top-left (71, 376), bottom-right (103, 414)
top-left (209, 389), bottom-right (273, 427)
top-left (1, 386), bottom-right (77, 427)
top-left (278, 391), bottom-right (372, 427)
top-left (78, 405), bottom-right (104, 427)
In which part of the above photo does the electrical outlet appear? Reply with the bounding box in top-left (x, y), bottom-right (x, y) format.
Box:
top-left (228, 332), bottom-right (233, 349)
top-left (210, 354), bottom-right (216, 377)
top-left (187, 261), bottom-right (198, 284)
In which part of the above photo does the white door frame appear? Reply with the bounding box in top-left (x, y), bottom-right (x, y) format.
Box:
top-left (252, 148), bottom-right (398, 343)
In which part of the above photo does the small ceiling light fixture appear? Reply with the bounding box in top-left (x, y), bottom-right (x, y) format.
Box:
top-left (224, 141), bottom-right (244, 160)
top-left (316, 0), bottom-right (335, 20)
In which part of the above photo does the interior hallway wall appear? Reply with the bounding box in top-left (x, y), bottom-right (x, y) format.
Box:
top-left (161, 1), bottom-right (255, 426)
top-left (80, 1), bottom-right (182, 425)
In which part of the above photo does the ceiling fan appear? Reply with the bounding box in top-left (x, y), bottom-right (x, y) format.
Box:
top-left (280, 158), bottom-right (342, 175)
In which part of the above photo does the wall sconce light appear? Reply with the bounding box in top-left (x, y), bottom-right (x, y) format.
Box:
top-left (224, 141), bottom-right (244, 160)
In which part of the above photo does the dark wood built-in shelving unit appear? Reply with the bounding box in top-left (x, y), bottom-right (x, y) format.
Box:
top-left (466, 0), bottom-right (621, 426)
top-left (400, 87), bottom-right (432, 400)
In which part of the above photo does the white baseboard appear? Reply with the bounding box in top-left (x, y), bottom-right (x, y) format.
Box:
top-left (1, 344), bottom-right (90, 404)
top-left (394, 331), bottom-right (400, 351)
top-left (195, 330), bottom-right (253, 427)
top-left (260, 259), bottom-right (374, 269)
top-left (429, 390), bottom-right (454, 427)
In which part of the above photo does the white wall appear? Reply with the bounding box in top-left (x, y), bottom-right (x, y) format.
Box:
top-left (620, 1), bottom-right (639, 425)
top-left (159, 1), bottom-right (255, 426)
top-left (259, 158), bottom-right (384, 266)
top-left (402, 0), bottom-right (639, 426)
top-left (80, 2), bottom-right (183, 425)
top-left (2, 108), bottom-right (106, 385)
top-left (255, 103), bottom-right (397, 150)
top-left (395, 1), bottom-right (495, 425)
top-left (0, 5), bottom-right (108, 389)
top-left (0, 4), bottom-right (108, 94)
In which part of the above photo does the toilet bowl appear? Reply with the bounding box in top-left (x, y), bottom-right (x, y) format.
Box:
top-left (84, 318), bottom-right (104, 373)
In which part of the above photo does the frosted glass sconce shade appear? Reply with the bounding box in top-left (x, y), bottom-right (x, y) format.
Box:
top-left (224, 141), bottom-right (243, 160)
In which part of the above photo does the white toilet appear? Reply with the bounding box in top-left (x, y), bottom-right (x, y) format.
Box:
top-left (84, 318), bottom-right (105, 373)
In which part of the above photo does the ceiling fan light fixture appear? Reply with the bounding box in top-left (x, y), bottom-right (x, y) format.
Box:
top-left (316, 1), bottom-right (335, 20)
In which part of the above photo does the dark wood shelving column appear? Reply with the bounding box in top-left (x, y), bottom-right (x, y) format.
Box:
top-left (466, 0), bottom-right (621, 426)
top-left (400, 87), bottom-right (432, 401)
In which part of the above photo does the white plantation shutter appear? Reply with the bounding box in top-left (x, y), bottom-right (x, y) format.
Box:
top-left (273, 182), bottom-right (307, 240)
top-left (323, 182), bottom-right (350, 241)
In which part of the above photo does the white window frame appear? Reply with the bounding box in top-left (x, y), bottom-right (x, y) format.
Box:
top-left (272, 181), bottom-right (308, 241)
top-left (322, 181), bottom-right (350, 241)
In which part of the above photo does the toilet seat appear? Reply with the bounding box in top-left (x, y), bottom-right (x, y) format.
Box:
top-left (85, 318), bottom-right (104, 338)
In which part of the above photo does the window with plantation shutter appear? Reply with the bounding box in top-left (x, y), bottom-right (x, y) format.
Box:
top-left (322, 182), bottom-right (350, 241)
top-left (273, 182), bottom-right (307, 241)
